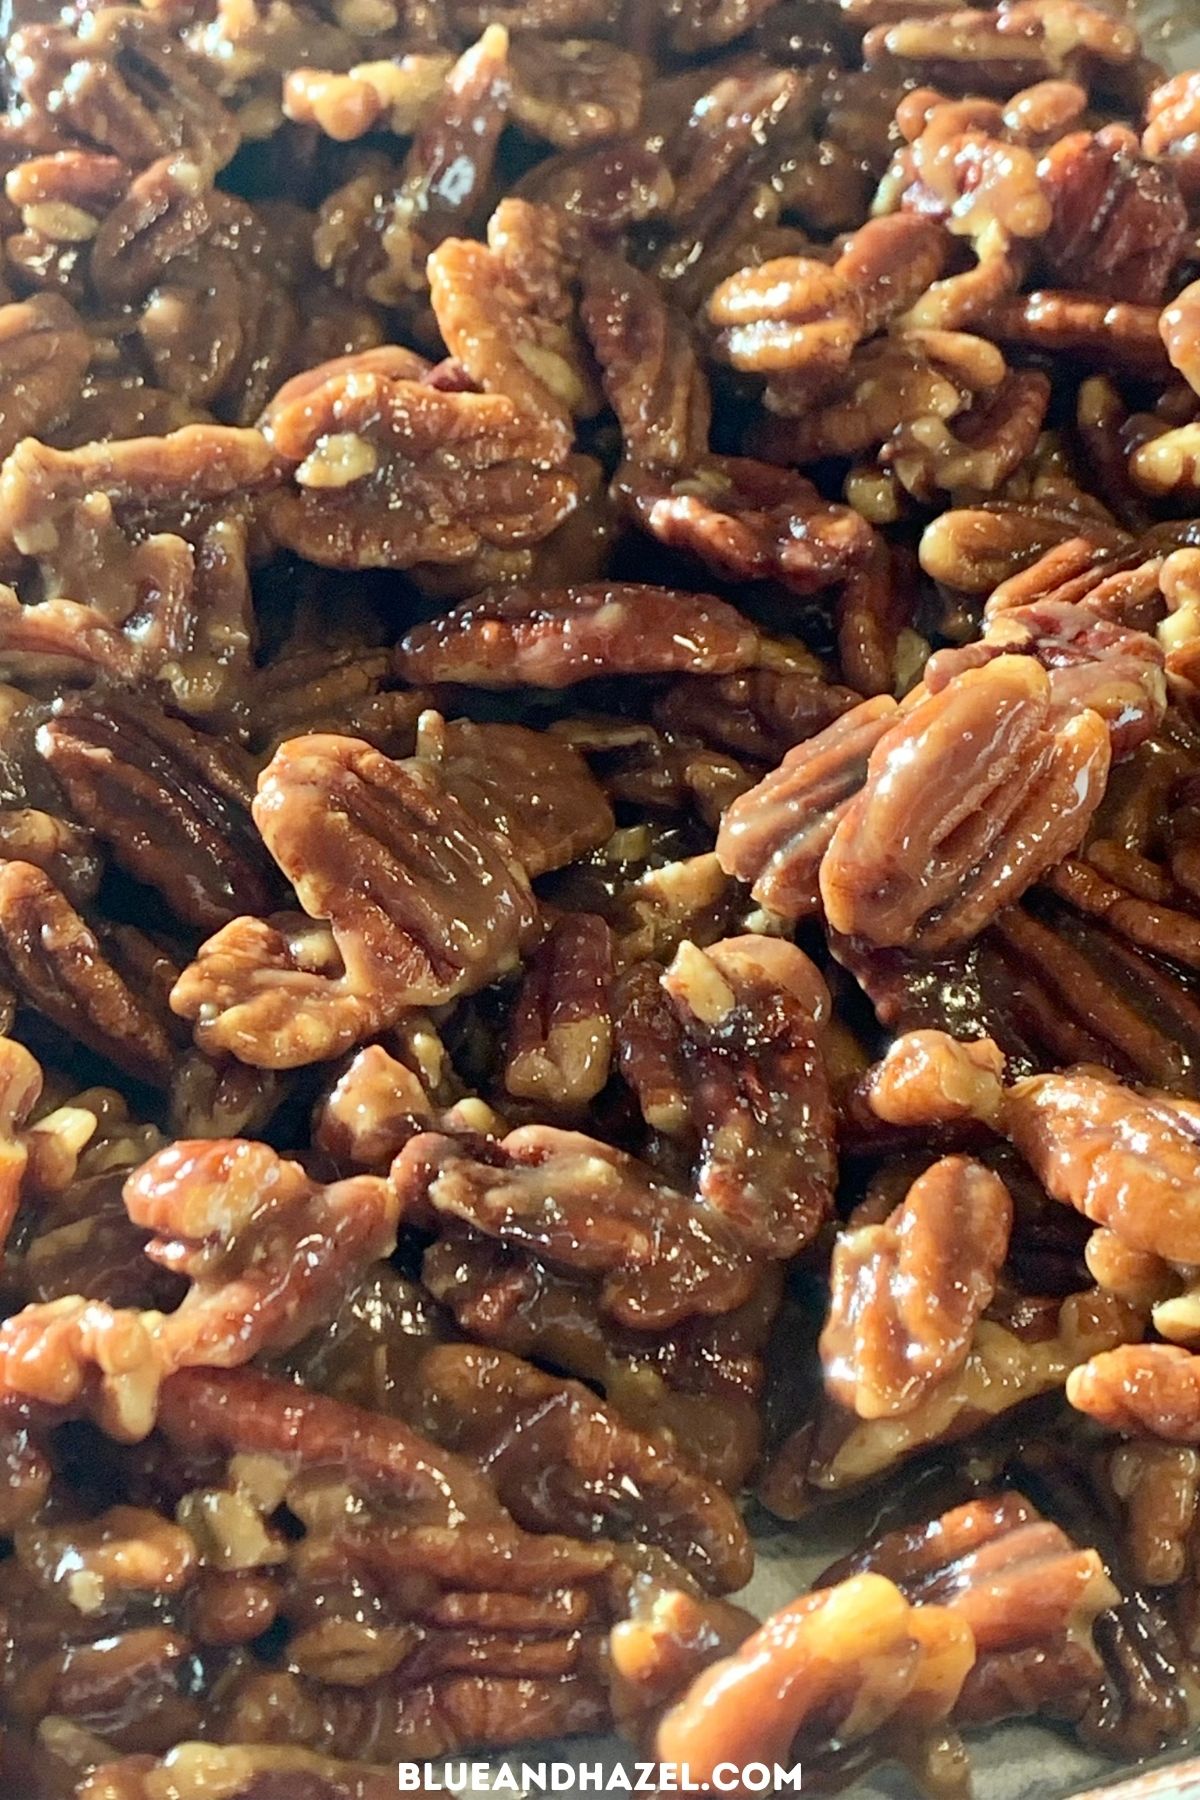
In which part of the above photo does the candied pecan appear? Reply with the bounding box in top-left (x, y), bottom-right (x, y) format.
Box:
top-left (715, 694), bottom-right (898, 919)
top-left (157, 1363), bottom-right (502, 1524)
top-left (820, 1156), bottom-right (1013, 1418)
top-left (1144, 73), bottom-right (1200, 203)
top-left (1002, 1070), bottom-right (1200, 1265)
top-left (0, 295), bottom-right (91, 460)
top-left (650, 934), bottom-right (835, 1257)
top-left (847, 1029), bottom-right (1007, 1132)
top-left (409, 1343), bottom-right (752, 1592)
top-left (610, 1582), bottom-right (755, 1739)
top-left (1106, 1439), bottom-right (1200, 1586)
top-left (656, 664), bottom-right (857, 766)
top-left (36, 696), bottom-right (275, 931)
top-left (172, 736), bottom-right (538, 1066)
top-left (0, 807), bottom-right (101, 905)
top-left (396, 584), bottom-right (758, 689)
top-left (708, 254), bottom-right (867, 385)
top-left (579, 251), bottom-right (710, 474)
top-left (508, 35), bottom-right (642, 146)
top-left (0, 1295), bottom-right (168, 1441)
top-left (1069, 1345), bottom-right (1200, 1442)
top-left (282, 51), bottom-right (455, 141)
top-left (513, 135), bottom-right (673, 233)
top-left (824, 1493), bottom-right (1118, 1728)
top-left (821, 656), bottom-right (1111, 951)
top-left (920, 502), bottom-right (1133, 594)
top-left (982, 291), bottom-right (1171, 377)
top-left (262, 360), bottom-right (576, 570)
top-left (863, 0), bottom-right (1138, 92)
top-left (392, 1124), bottom-right (761, 1329)
top-left (505, 913), bottom-right (612, 1107)
top-left (416, 714), bottom-right (614, 877)
top-left (3, 10), bottom-right (240, 168)
top-left (428, 199), bottom-right (599, 455)
top-left (0, 862), bottom-right (175, 1085)
top-left (15, 1504), bottom-right (195, 1613)
top-left (1037, 125), bottom-right (1188, 307)
top-left (655, 1572), bottom-right (973, 1782)
top-left (125, 1137), bottom-right (399, 1368)
top-left (0, 1035), bottom-right (63, 1251)
top-left (615, 457), bottom-right (874, 597)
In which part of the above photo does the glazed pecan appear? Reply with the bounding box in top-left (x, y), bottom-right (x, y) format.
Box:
top-left (863, 0), bottom-right (1138, 92)
top-left (0, 863), bottom-right (175, 1085)
top-left (579, 251), bottom-right (710, 473)
top-left (821, 656), bottom-right (1111, 950)
top-left (651, 934), bottom-right (835, 1258)
top-left (820, 1156), bottom-right (1013, 1418)
top-left (1037, 125), bottom-right (1188, 307)
top-left (172, 736), bottom-right (539, 1066)
top-left (508, 35), bottom-right (642, 145)
top-left (919, 502), bottom-right (1133, 594)
top-left (1002, 1071), bottom-right (1200, 1265)
top-left (1069, 1344), bottom-right (1200, 1442)
top-left (982, 291), bottom-right (1171, 377)
top-left (282, 51), bottom-right (455, 141)
top-left (715, 694), bottom-right (898, 920)
top-left (428, 199), bottom-right (599, 455)
top-left (395, 584), bottom-right (758, 688)
top-left (615, 457), bottom-right (874, 597)
top-left (37, 696), bottom-right (275, 931)
top-left (824, 1493), bottom-right (1118, 1729)
top-left (262, 358), bottom-right (577, 569)
top-left (846, 1029), bottom-right (1007, 1133)
top-left (1144, 73), bottom-right (1200, 203)
top-left (409, 1343), bottom-right (752, 1591)
top-left (125, 1137), bottom-right (399, 1369)
top-left (0, 1034), bottom-right (77, 1252)
top-left (504, 913), bottom-right (612, 1106)
top-left (0, 1295), bottom-right (168, 1441)
top-left (655, 1572), bottom-right (973, 1782)
top-left (392, 1124), bottom-right (761, 1329)
top-left (0, 295), bottom-right (91, 460)
top-left (513, 135), bottom-right (673, 234)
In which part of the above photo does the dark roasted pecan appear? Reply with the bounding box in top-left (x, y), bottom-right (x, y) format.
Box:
top-left (0, 294), bottom-right (91, 459)
top-left (509, 34), bottom-right (642, 145)
top-left (1038, 126), bottom-right (1188, 307)
top-left (37, 696), bottom-right (275, 930)
top-left (172, 736), bottom-right (539, 1066)
top-left (409, 1342), bottom-right (752, 1591)
top-left (392, 1124), bottom-right (761, 1329)
top-left (1144, 72), bottom-right (1200, 203)
top-left (396, 584), bottom-right (758, 688)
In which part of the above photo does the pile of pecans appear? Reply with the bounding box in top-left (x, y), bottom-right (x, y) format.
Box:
top-left (3, 0), bottom-right (1200, 1791)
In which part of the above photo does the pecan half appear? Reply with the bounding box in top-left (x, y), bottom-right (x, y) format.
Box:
top-left (0, 294), bottom-right (91, 460)
top-left (1069, 1345), bottom-right (1200, 1442)
top-left (820, 1156), bottom-right (1013, 1418)
top-left (579, 251), bottom-right (710, 473)
top-left (505, 913), bottom-right (612, 1106)
top-left (396, 584), bottom-right (758, 688)
top-left (508, 35), bottom-right (642, 146)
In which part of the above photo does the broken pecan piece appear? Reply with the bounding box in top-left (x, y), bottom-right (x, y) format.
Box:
top-left (504, 913), bottom-right (612, 1107)
top-left (396, 584), bottom-right (758, 688)
top-left (1069, 1345), bottom-right (1200, 1442)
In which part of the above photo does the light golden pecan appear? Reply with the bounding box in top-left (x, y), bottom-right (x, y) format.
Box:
top-left (1106, 1438), bottom-right (1200, 1586)
top-left (1144, 72), bottom-right (1200, 202)
top-left (282, 51), bottom-right (455, 141)
top-left (508, 35), bottom-right (642, 146)
top-left (0, 1294), bottom-right (169, 1441)
top-left (579, 250), bottom-right (710, 473)
top-left (1068, 1344), bottom-right (1200, 1442)
top-left (427, 199), bottom-right (599, 454)
top-left (615, 456), bottom-right (874, 596)
top-left (261, 360), bottom-right (576, 569)
top-left (1002, 1070), bottom-right (1200, 1265)
top-left (3, 10), bottom-right (240, 169)
top-left (16, 1503), bottom-right (195, 1612)
top-left (0, 862), bottom-right (175, 1086)
top-left (314, 1040), bottom-right (504, 1170)
top-left (505, 913), bottom-right (612, 1107)
top-left (409, 1342), bottom-right (752, 1592)
top-left (610, 1583), bottom-right (755, 1741)
top-left (885, 367), bottom-right (1052, 502)
top-left (125, 1137), bottom-right (398, 1370)
top-left (172, 735), bottom-right (539, 1066)
top-left (863, 0), bottom-right (1138, 90)
top-left (0, 294), bottom-right (91, 461)
top-left (655, 1572), bottom-right (974, 1784)
top-left (820, 656), bottom-right (1111, 951)
top-left (820, 1156), bottom-right (1013, 1419)
top-left (37, 695), bottom-right (275, 931)
top-left (396, 583), bottom-right (758, 688)
top-left (715, 694), bottom-right (898, 920)
top-left (391, 1123), bottom-right (762, 1330)
top-left (847, 1029), bottom-right (1007, 1132)
top-left (425, 715), bottom-right (614, 877)
top-left (655, 935), bottom-right (835, 1258)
